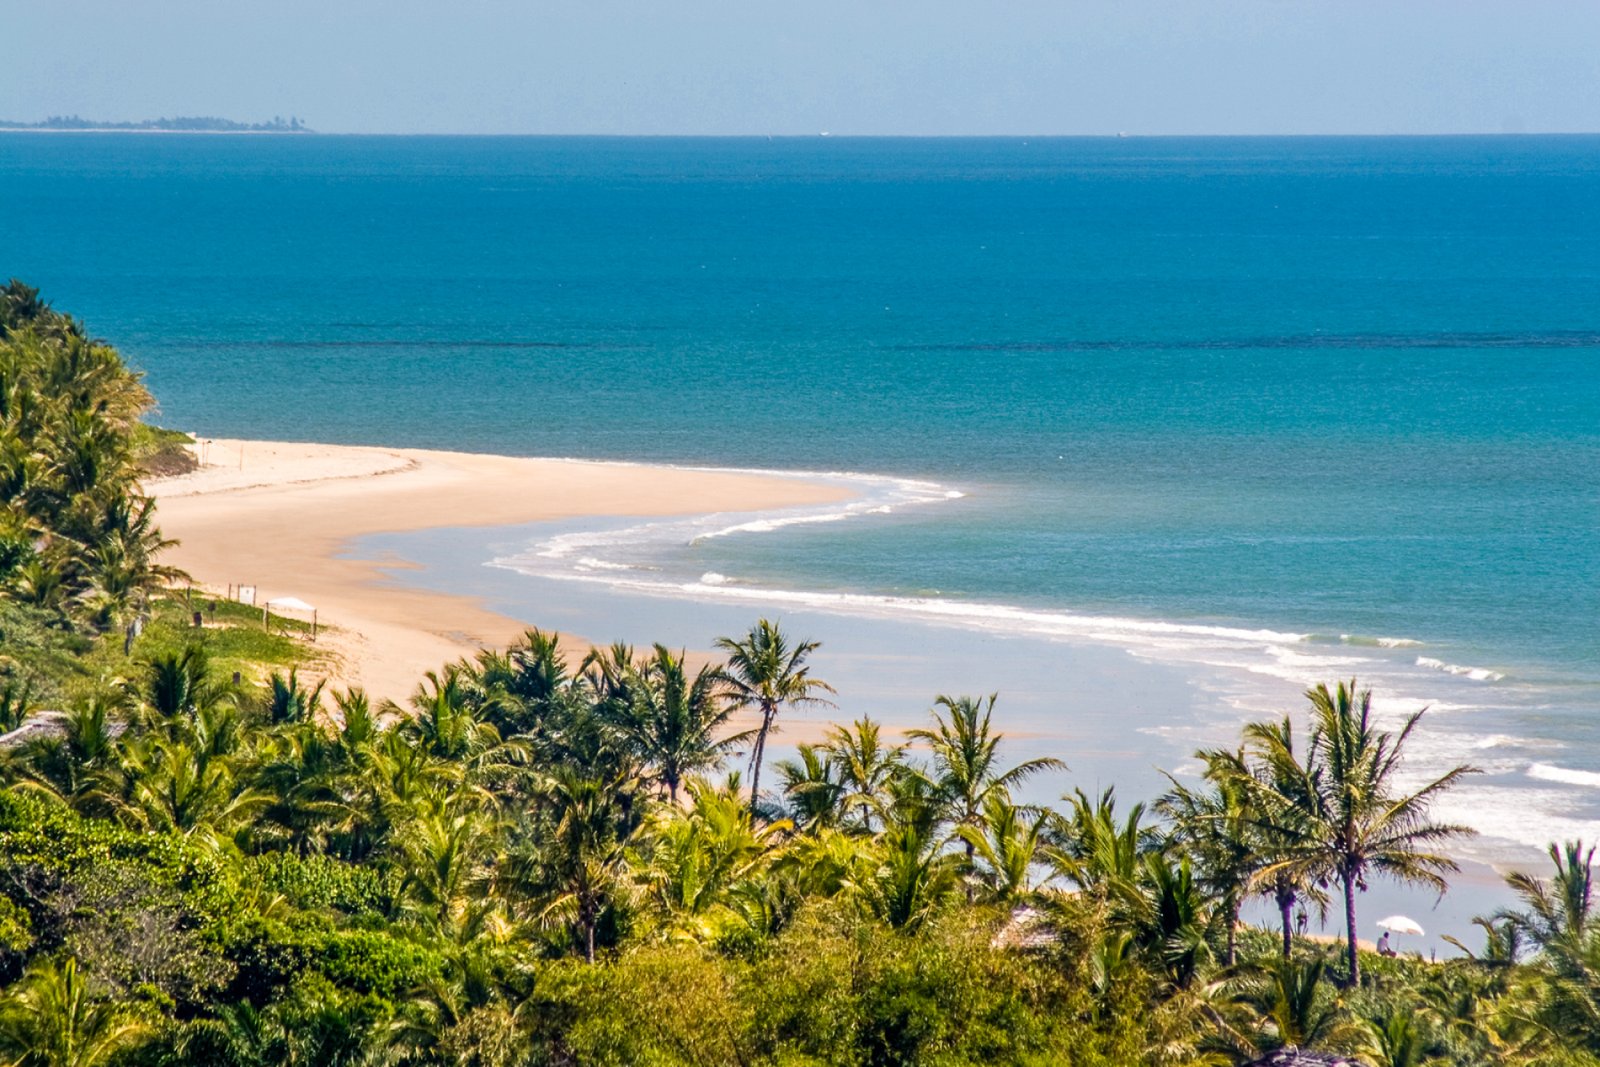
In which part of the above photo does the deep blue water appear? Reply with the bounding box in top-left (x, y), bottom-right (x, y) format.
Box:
top-left (4, 135), bottom-right (1598, 844)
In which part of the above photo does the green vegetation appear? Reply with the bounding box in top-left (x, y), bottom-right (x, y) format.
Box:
top-left (3, 286), bottom-right (1597, 1065)
top-left (0, 279), bottom-right (186, 638)
top-left (2, 629), bottom-right (1596, 1066)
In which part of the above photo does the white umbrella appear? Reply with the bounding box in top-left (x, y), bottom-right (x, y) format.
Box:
top-left (1376, 915), bottom-right (1424, 936)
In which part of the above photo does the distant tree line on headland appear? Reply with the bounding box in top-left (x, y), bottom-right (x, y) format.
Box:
top-left (0, 115), bottom-right (310, 132)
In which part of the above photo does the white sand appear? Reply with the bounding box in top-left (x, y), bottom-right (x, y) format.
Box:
top-left (146, 439), bottom-right (850, 706)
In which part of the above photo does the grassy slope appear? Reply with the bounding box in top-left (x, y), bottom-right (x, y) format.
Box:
top-left (1, 593), bottom-right (335, 709)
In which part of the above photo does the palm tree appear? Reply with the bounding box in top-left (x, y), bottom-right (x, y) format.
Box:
top-left (265, 667), bottom-right (326, 725)
top-left (525, 766), bottom-right (643, 962)
top-left (909, 694), bottom-right (1063, 897)
top-left (1159, 753), bottom-right (1258, 966)
top-left (143, 644), bottom-right (231, 723)
top-left (1234, 717), bottom-right (1332, 960)
top-left (115, 734), bottom-right (267, 842)
top-left (396, 804), bottom-right (499, 941)
top-left (1499, 840), bottom-right (1600, 1052)
top-left (714, 619), bottom-right (834, 814)
top-left (637, 778), bottom-right (790, 938)
top-left (398, 668), bottom-right (504, 766)
top-left (1262, 680), bottom-right (1477, 984)
top-left (1241, 953), bottom-right (1361, 1055)
top-left (847, 818), bottom-right (959, 932)
top-left (0, 956), bottom-right (148, 1067)
top-left (0, 676), bottom-right (35, 732)
top-left (618, 645), bottom-right (745, 802)
top-left (1047, 787), bottom-right (1153, 899)
top-left (773, 745), bottom-right (845, 832)
top-left (956, 792), bottom-right (1053, 903)
top-left (821, 716), bottom-right (905, 833)
top-left (18, 693), bottom-right (122, 805)
top-left (1502, 840), bottom-right (1595, 957)
top-left (1184, 726), bottom-right (1329, 961)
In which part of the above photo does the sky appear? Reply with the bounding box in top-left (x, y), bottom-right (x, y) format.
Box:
top-left (5, 1), bottom-right (1599, 136)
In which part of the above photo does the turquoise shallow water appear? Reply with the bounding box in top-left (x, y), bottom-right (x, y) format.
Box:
top-left (3, 133), bottom-right (1598, 857)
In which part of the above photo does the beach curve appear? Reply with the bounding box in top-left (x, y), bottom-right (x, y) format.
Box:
top-left (145, 438), bottom-right (854, 705)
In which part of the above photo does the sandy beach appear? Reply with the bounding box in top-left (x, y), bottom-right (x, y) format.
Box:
top-left (145, 439), bottom-right (852, 705)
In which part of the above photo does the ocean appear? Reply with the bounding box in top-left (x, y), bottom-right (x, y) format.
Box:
top-left (4, 133), bottom-right (1598, 879)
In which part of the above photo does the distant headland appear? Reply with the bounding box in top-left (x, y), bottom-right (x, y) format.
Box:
top-left (0, 114), bottom-right (312, 133)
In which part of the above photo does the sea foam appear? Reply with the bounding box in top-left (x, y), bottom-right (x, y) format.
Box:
top-left (1528, 763), bottom-right (1600, 789)
top-left (1416, 656), bottom-right (1505, 682)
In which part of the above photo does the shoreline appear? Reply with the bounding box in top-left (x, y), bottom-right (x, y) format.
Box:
top-left (146, 438), bottom-right (852, 705)
top-left (359, 525), bottom-right (1529, 953)
top-left (149, 436), bottom-right (1533, 951)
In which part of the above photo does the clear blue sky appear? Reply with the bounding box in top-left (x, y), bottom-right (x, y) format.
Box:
top-left (6, 1), bottom-right (1599, 135)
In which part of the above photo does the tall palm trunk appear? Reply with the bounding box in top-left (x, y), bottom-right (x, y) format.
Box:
top-left (965, 836), bottom-right (977, 904)
top-left (582, 894), bottom-right (598, 964)
top-left (1343, 870), bottom-right (1360, 985)
top-left (747, 704), bottom-right (774, 813)
top-left (1224, 895), bottom-right (1239, 968)
top-left (1277, 884), bottom-right (1294, 960)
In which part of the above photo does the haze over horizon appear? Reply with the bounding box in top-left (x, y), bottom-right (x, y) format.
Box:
top-left (6, 1), bottom-right (1600, 137)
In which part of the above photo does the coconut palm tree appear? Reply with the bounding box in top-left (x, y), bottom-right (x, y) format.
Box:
top-left (143, 644), bottom-right (231, 724)
top-left (957, 792), bottom-right (1053, 903)
top-left (0, 677), bottom-right (35, 733)
top-left (396, 804), bottom-right (500, 942)
top-left (1182, 728), bottom-right (1329, 962)
top-left (1232, 717), bottom-right (1333, 960)
top-left (525, 766), bottom-right (644, 962)
top-left (265, 668), bottom-right (326, 725)
top-left (617, 645), bottom-right (745, 802)
top-left (1502, 840), bottom-right (1595, 958)
top-left (115, 734), bottom-right (267, 843)
top-left (1241, 953), bottom-right (1361, 1055)
top-left (909, 694), bottom-right (1063, 897)
top-left (1159, 752), bottom-right (1259, 966)
top-left (1499, 840), bottom-right (1600, 1052)
top-left (398, 668), bottom-right (503, 766)
top-left (17, 693), bottom-right (122, 805)
top-left (773, 744), bottom-right (845, 832)
top-left (1260, 680), bottom-right (1477, 984)
top-left (1047, 787), bottom-right (1154, 899)
top-left (0, 956), bottom-right (148, 1067)
top-left (847, 818), bottom-right (959, 932)
top-left (637, 778), bottom-right (790, 938)
top-left (822, 716), bottom-right (906, 833)
top-left (713, 620), bottom-right (834, 814)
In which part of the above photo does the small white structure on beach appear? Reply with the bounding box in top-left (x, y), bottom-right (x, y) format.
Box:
top-left (264, 595), bottom-right (318, 639)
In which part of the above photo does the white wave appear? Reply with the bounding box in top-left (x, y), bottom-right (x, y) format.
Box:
top-left (1416, 656), bottom-right (1505, 682)
top-left (1338, 634), bottom-right (1425, 648)
top-left (1430, 787), bottom-right (1600, 859)
top-left (1529, 763), bottom-right (1600, 789)
top-left (575, 556), bottom-right (632, 572)
top-left (694, 478), bottom-right (957, 542)
top-left (528, 471), bottom-right (962, 578)
top-left (695, 509), bottom-right (858, 540)
top-left (492, 554), bottom-right (1318, 651)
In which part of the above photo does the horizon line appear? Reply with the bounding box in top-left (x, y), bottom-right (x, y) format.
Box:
top-left (5, 127), bottom-right (1600, 139)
